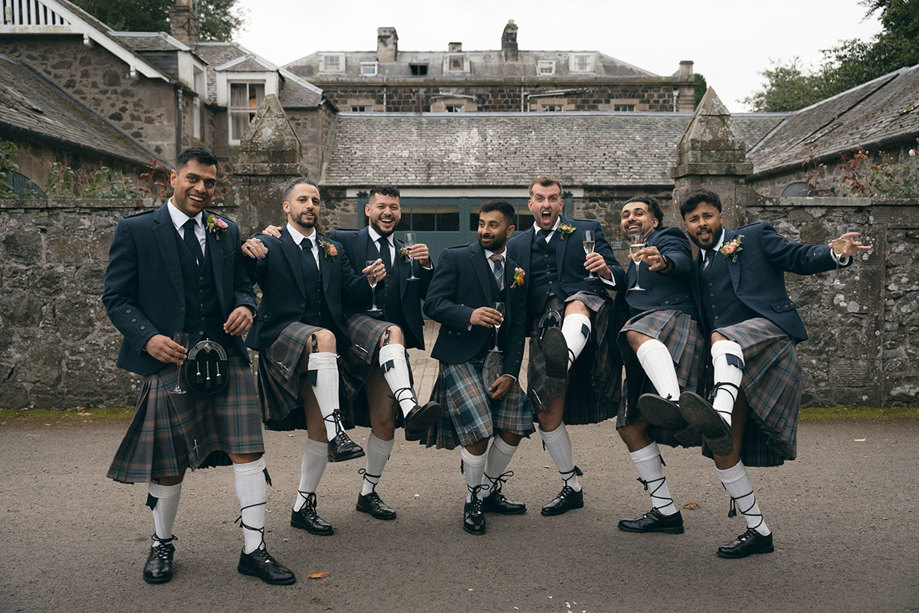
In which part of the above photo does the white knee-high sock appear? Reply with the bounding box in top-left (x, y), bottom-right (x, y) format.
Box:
top-left (234, 458), bottom-right (267, 554)
top-left (379, 344), bottom-right (416, 417)
top-left (308, 352), bottom-right (342, 440)
top-left (540, 423), bottom-right (581, 491)
top-left (630, 442), bottom-right (677, 516)
top-left (636, 339), bottom-right (680, 401)
top-left (711, 340), bottom-right (744, 427)
top-left (716, 461), bottom-right (770, 536)
top-left (561, 314), bottom-right (591, 370)
top-left (295, 438), bottom-right (328, 511)
top-left (361, 433), bottom-right (394, 496)
top-left (148, 482), bottom-right (181, 543)
top-left (461, 448), bottom-right (487, 502)
top-left (480, 436), bottom-right (519, 496)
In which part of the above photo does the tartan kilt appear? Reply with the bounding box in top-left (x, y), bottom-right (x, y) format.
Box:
top-left (527, 292), bottom-right (622, 424)
top-left (107, 355), bottom-right (263, 484)
top-left (420, 360), bottom-right (534, 450)
top-left (340, 313), bottom-right (414, 427)
top-left (706, 317), bottom-right (801, 467)
top-left (617, 309), bottom-right (705, 447)
top-left (256, 321), bottom-right (346, 431)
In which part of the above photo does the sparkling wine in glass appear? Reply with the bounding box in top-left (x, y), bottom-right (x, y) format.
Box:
top-left (171, 332), bottom-right (189, 394)
top-left (829, 238), bottom-right (847, 286)
top-left (583, 229), bottom-right (596, 280)
top-left (490, 301), bottom-right (506, 353)
top-left (365, 259), bottom-right (382, 314)
top-left (404, 232), bottom-right (419, 281)
top-left (629, 234), bottom-right (646, 291)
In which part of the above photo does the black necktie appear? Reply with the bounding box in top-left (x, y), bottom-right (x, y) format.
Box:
top-left (183, 219), bottom-right (203, 266)
top-left (378, 237), bottom-right (392, 270)
top-left (300, 238), bottom-right (319, 277)
top-left (537, 228), bottom-right (553, 241)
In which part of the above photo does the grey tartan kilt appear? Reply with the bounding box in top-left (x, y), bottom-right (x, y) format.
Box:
top-left (706, 317), bottom-right (801, 467)
top-left (256, 321), bottom-right (335, 432)
top-left (107, 355), bottom-right (263, 484)
top-left (617, 309), bottom-right (705, 447)
top-left (420, 360), bottom-right (534, 450)
top-left (527, 292), bottom-right (622, 424)
top-left (340, 313), bottom-right (414, 428)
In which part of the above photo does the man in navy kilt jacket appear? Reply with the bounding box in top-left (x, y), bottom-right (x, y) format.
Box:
top-left (423, 200), bottom-right (533, 535)
top-left (102, 147), bottom-right (294, 586)
top-left (243, 178), bottom-right (376, 538)
top-left (506, 176), bottom-right (624, 517)
top-left (612, 196), bottom-right (705, 537)
top-left (673, 188), bottom-right (870, 558)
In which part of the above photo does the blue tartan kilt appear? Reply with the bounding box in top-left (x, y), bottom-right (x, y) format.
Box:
top-left (707, 317), bottom-right (801, 467)
top-left (527, 292), bottom-right (622, 424)
top-left (617, 308), bottom-right (705, 447)
top-left (420, 360), bottom-right (534, 450)
top-left (107, 355), bottom-right (263, 484)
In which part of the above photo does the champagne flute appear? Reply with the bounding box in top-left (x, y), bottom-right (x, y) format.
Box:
top-left (829, 237), bottom-right (847, 286)
top-left (629, 233), bottom-right (646, 291)
top-left (365, 259), bottom-right (382, 314)
top-left (170, 332), bottom-right (189, 394)
top-left (404, 232), bottom-right (419, 281)
top-left (583, 229), bottom-right (596, 280)
top-left (490, 301), bottom-right (506, 353)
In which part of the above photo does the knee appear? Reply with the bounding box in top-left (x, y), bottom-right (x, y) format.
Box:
top-left (626, 330), bottom-right (648, 352)
top-left (313, 329), bottom-right (337, 352)
top-left (711, 331), bottom-right (729, 344)
top-left (382, 325), bottom-right (404, 346)
top-left (565, 300), bottom-right (590, 318)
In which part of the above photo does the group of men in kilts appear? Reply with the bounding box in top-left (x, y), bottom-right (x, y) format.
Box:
top-left (103, 148), bottom-right (870, 587)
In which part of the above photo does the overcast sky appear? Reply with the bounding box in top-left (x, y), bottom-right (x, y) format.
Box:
top-left (235, 0), bottom-right (883, 113)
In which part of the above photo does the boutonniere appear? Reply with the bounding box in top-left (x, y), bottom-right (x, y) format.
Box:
top-left (400, 246), bottom-right (411, 263)
top-left (510, 267), bottom-right (525, 288)
top-left (205, 214), bottom-right (228, 240)
top-left (719, 235), bottom-right (743, 262)
top-left (319, 239), bottom-right (338, 259)
top-left (557, 223), bottom-right (576, 240)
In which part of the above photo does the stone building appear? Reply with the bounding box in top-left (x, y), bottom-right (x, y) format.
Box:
top-left (285, 21), bottom-right (697, 114)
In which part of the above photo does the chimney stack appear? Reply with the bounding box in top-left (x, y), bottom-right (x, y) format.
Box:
top-left (377, 27), bottom-right (398, 62)
top-left (502, 20), bottom-right (518, 62)
top-left (169, 0), bottom-right (198, 44)
top-left (448, 42), bottom-right (462, 53)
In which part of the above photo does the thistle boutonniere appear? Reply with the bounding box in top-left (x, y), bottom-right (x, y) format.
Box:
top-left (319, 239), bottom-right (338, 259)
top-left (719, 235), bottom-right (743, 263)
top-left (400, 245), bottom-right (411, 263)
top-left (557, 223), bottom-right (576, 240)
top-left (510, 267), bottom-right (525, 289)
top-left (205, 214), bottom-right (228, 240)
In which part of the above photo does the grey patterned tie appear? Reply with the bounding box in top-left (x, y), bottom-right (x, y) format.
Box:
top-left (491, 253), bottom-right (504, 291)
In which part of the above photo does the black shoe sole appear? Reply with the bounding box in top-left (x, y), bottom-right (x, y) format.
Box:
top-left (679, 391), bottom-right (733, 456)
top-left (716, 545), bottom-right (774, 559)
top-left (481, 504), bottom-right (527, 515)
top-left (541, 328), bottom-right (569, 379)
top-left (617, 521), bottom-right (685, 534)
top-left (638, 394), bottom-right (687, 429)
top-left (405, 401), bottom-right (442, 431)
top-left (142, 574), bottom-right (173, 585)
top-left (356, 504), bottom-right (397, 520)
top-left (540, 500), bottom-right (584, 517)
top-left (290, 520), bottom-right (334, 536)
top-left (328, 448), bottom-right (365, 463)
top-left (237, 565), bottom-right (297, 585)
top-left (463, 524), bottom-right (487, 535)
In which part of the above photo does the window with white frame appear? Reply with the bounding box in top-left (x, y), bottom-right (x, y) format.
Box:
top-left (445, 104), bottom-right (465, 113)
top-left (320, 54), bottom-right (345, 72)
top-left (351, 105), bottom-right (372, 112)
top-left (193, 67), bottom-right (205, 139)
top-left (229, 81), bottom-right (264, 143)
top-left (537, 60), bottom-right (555, 75)
top-left (540, 104), bottom-right (563, 112)
top-left (613, 104), bottom-right (635, 112)
top-left (360, 62), bottom-right (378, 76)
top-left (446, 54), bottom-right (466, 72)
top-left (569, 53), bottom-right (593, 72)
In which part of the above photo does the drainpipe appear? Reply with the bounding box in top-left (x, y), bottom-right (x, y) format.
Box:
top-left (174, 82), bottom-right (184, 159)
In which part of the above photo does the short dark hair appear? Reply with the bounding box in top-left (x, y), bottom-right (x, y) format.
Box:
top-left (479, 199), bottom-right (516, 226)
top-left (623, 196), bottom-right (666, 228)
top-left (680, 189), bottom-right (722, 217)
top-left (176, 147), bottom-right (218, 171)
top-left (529, 175), bottom-right (562, 196)
top-left (369, 185), bottom-right (400, 200)
top-left (282, 177), bottom-right (319, 202)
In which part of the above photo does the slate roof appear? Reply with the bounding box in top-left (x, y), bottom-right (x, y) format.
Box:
top-left (321, 112), bottom-right (784, 187)
top-left (113, 32), bottom-right (190, 52)
top-left (749, 64), bottom-right (919, 176)
top-left (0, 54), bottom-right (157, 166)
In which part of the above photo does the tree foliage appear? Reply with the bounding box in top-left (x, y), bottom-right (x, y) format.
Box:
top-left (72, 0), bottom-right (244, 41)
top-left (744, 0), bottom-right (919, 112)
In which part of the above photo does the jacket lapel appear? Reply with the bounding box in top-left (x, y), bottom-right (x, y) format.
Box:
top-left (471, 242), bottom-right (494, 302)
top-left (153, 204), bottom-right (185, 305)
top-left (204, 211), bottom-right (226, 312)
top-left (555, 215), bottom-right (569, 275)
top-left (279, 228), bottom-right (307, 298)
top-left (319, 234), bottom-right (333, 291)
top-left (355, 227), bottom-right (371, 268)
top-left (722, 228), bottom-right (741, 290)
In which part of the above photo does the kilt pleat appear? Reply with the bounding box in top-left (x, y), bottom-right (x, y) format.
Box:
top-left (257, 321), bottom-right (325, 431)
top-left (617, 309), bottom-right (704, 447)
top-left (108, 355), bottom-right (263, 484)
top-left (527, 293), bottom-right (622, 424)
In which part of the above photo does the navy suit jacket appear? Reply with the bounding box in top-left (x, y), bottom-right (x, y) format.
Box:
top-left (330, 227), bottom-right (433, 349)
top-left (691, 221), bottom-right (841, 342)
top-left (424, 243), bottom-right (527, 378)
top-left (506, 216), bottom-right (625, 300)
top-left (102, 204), bottom-right (256, 376)
top-left (620, 226), bottom-right (697, 318)
top-left (245, 228), bottom-right (368, 351)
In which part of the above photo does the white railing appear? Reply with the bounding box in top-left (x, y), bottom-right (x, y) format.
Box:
top-left (2, 0), bottom-right (69, 27)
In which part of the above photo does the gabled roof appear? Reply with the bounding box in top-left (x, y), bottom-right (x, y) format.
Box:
top-left (0, 54), bottom-right (160, 167)
top-left (749, 64), bottom-right (919, 177)
top-left (320, 112), bottom-right (784, 187)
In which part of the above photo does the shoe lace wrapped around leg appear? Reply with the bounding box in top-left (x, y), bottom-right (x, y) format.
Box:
top-left (636, 454), bottom-right (672, 512)
top-left (358, 468), bottom-right (381, 494)
top-left (150, 533), bottom-right (176, 557)
top-left (235, 502), bottom-right (266, 551)
top-left (709, 381), bottom-right (741, 422)
top-left (466, 484), bottom-right (485, 511)
top-left (725, 488), bottom-right (764, 532)
top-left (483, 470), bottom-right (514, 497)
